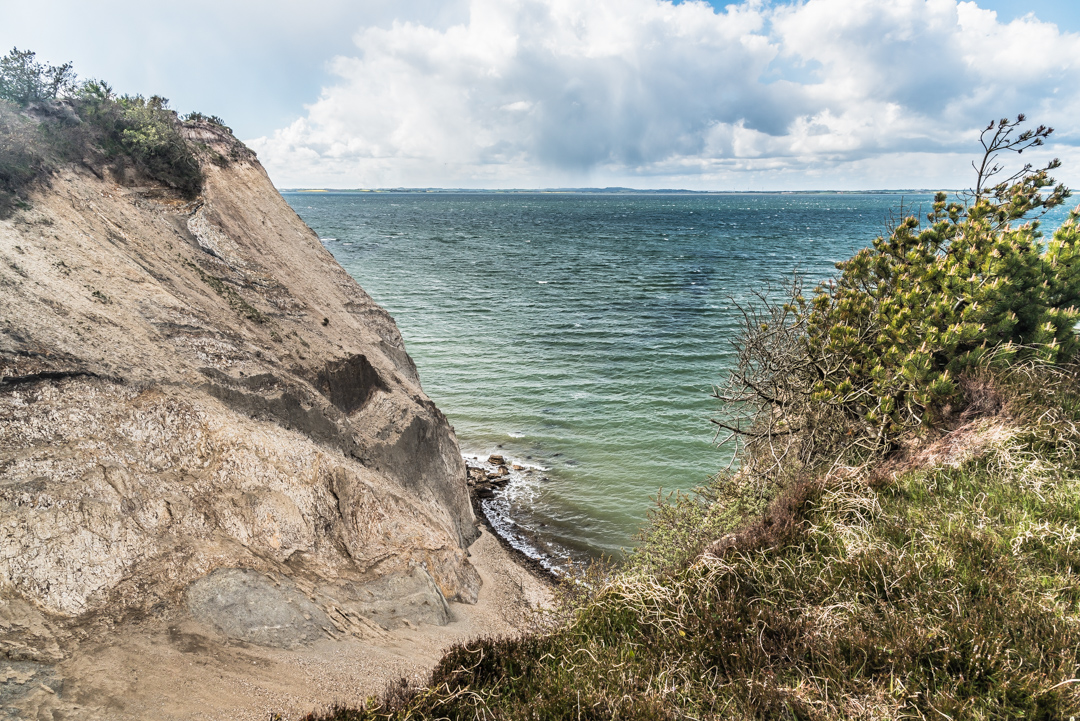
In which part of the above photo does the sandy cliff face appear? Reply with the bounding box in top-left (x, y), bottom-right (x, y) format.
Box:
top-left (0, 121), bottom-right (481, 654)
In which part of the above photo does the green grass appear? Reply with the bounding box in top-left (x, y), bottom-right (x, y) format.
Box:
top-left (308, 364), bottom-right (1080, 720)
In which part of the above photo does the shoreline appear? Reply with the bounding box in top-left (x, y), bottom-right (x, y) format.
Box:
top-left (463, 451), bottom-right (582, 582)
top-left (468, 480), bottom-right (562, 586)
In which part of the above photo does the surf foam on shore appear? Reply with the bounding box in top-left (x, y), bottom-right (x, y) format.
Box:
top-left (463, 452), bottom-right (577, 576)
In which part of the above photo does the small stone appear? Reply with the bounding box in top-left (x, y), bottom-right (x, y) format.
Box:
top-left (487, 454), bottom-right (505, 465)
top-left (511, 464), bottom-right (524, 471)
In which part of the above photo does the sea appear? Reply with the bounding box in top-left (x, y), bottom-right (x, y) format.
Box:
top-left (283, 191), bottom-right (1075, 572)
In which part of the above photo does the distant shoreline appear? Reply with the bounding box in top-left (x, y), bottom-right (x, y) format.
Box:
top-left (282, 187), bottom-right (949, 195)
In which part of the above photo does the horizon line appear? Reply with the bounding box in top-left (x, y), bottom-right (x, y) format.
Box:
top-left (278, 187), bottom-right (954, 194)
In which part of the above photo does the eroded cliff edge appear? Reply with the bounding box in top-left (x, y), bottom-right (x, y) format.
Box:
top-left (0, 120), bottom-right (482, 662)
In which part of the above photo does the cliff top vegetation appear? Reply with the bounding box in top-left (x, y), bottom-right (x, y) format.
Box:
top-left (0, 48), bottom-right (241, 218)
top-left (309, 117), bottom-right (1080, 719)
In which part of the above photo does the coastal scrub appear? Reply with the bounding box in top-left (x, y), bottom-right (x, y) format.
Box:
top-left (314, 364), bottom-right (1080, 716)
top-left (309, 118), bottom-right (1080, 719)
top-left (0, 48), bottom-right (210, 216)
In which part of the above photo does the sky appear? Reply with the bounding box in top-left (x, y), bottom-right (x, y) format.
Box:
top-left (2, 0), bottom-right (1078, 190)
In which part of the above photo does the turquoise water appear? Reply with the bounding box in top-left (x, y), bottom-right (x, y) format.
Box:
top-left (284, 192), bottom-right (1074, 568)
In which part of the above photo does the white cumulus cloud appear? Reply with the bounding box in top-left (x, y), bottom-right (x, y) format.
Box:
top-left (249, 0), bottom-right (1080, 189)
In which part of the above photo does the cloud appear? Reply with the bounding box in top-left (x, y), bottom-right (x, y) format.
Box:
top-left (0, 0), bottom-right (474, 139)
top-left (249, 0), bottom-right (1080, 189)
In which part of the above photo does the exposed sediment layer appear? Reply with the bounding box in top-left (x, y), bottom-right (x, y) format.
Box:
top-left (0, 119), bottom-right (486, 716)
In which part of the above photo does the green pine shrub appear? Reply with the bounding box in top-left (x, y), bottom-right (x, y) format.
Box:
top-left (713, 117), bottom-right (1078, 502)
top-left (0, 47), bottom-right (75, 106)
top-left (803, 119), bottom-right (1076, 438)
top-left (800, 187), bottom-right (1078, 445)
top-left (73, 86), bottom-right (204, 197)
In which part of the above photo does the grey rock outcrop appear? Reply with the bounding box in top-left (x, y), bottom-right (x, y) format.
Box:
top-left (186, 568), bottom-right (334, 649)
top-left (0, 120), bottom-right (481, 658)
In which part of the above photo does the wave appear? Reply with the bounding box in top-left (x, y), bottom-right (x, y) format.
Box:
top-left (463, 452), bottom-right (574, 576)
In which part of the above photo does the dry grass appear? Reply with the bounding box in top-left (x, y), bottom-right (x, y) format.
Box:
top-left (0, 100), bottom-right (49, 217)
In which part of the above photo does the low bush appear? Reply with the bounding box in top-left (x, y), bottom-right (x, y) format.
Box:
top-left (0, 100), bottom-right (48, 217)
top-left (74, 85), bottom-right (203, 197)
top-left (182, 110), bottom-right (231, 131)
top-left (0, 48), bottom-right (227, 212)
top-left (713, 117), bottom-right (1078, 496)
top-left (630, 472), bottom-right (766, 576)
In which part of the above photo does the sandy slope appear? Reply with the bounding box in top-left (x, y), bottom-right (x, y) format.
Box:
top-left (5, 527), bottom-right (549, 721)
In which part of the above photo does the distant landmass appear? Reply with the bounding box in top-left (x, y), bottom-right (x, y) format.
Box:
top-left (282, 187), bottom-right (948, 195)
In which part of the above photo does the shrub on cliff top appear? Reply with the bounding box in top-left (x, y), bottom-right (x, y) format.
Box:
top-left (802, 119), bottom-right (1075, 435)
top-left (714, 116), bottom-right (1079, 493)
top-left (0, 48), bottom-right (210, 211)
top-left (74, 83), bottom-right (203, 197)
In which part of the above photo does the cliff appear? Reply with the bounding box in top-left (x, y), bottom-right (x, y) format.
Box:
top-left (0, 119), bottom-right (484, 683)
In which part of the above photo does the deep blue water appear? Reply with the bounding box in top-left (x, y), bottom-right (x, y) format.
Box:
top-left (283, 191), bottom-right (1074, 568)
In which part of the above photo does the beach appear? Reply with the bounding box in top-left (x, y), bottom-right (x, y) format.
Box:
top-left (10, 527), bottom-right (550, 721)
